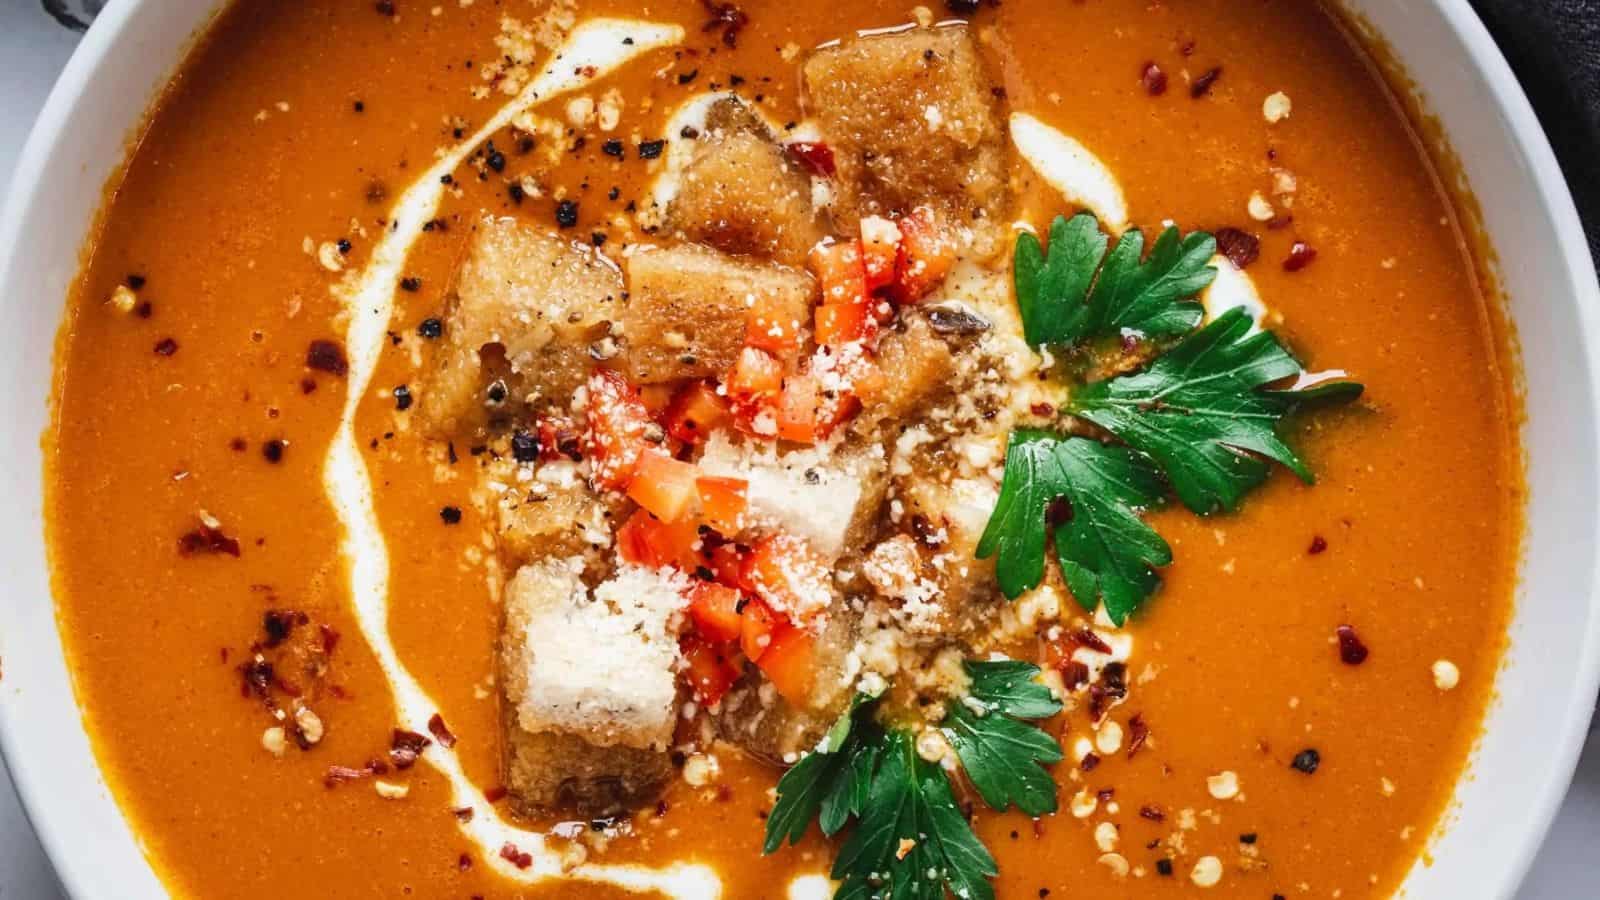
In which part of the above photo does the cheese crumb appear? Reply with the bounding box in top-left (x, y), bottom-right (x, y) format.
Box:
top-left (109, 284), bottom-right (138, 314)
top-left (1262, 91), bottom-right (1293, 123)
top-left (1069, 789), bottom-right (1098, 818)
top-left (1247, 191), bottom-right (1275, 222)
top-left (1097, 853), bottom-right (1130, 877)
top-left (1191, 855), bottom-right (1223, 888)
top-left (260, 726), bottom-right (287, 757)
top-left (1206, 771), bottom-right (1240, 800)
top-left (374, 780), bottom-right (411, 800)
top-left (1432, 659), bottom-right (1460, 690)
top-left (1095, 719), bottom-right (1124, 755)
top-left (1094, 821), bottom-right (1119, 852)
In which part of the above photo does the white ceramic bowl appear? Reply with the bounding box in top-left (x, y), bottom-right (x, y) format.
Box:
top-left (2, 1), bottom-right (1598, 897)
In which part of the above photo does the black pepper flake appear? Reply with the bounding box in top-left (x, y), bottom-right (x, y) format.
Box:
top-left (154, 337), bottom-right (178, 356)
top-left (1290, 748), bottom-right (1321, 774)
top-left (602, 139), bottom-right (624, 158)
top-left (337, 238), bottom-right (352, 255)
top-left (399, 276), bottom-right (422, 292)
top-left (306, 339), bottom-right (348, 376)
top-left (1190, 66), bottom-right (1222, 98)
top-left (417, 318), bottom-right (443, 339)
top-left (486, 148), bottom-right (506, 173)
top-left (679, 124), bottom-right (700, 140)
top-left (511, 430), bottom-right (539, 463)
top-left (394, 385), bottom-right (413, 411)
top-left (136, 301), bottom-right (153, 318)
top-left (440, 505), bottom-right (463, 525)
top-left (1336, 624), bottom-right (1369, 665)
top-left (1239, 832), bottom-right (1258, 844)
top-left (262, 440), bottom-right (285, 463)
top-left (638, 139), bottom-right (666, 160)
top-left (1309, 534), bottom-right (1328, 554)
top-left (126, 274), bottom-right (147, 290)
top-left (1156, 859), bottom-right (1174, 877)
top-left (555, 199), bottom-right (579, 228)
top-left (508, 182), bottom-right (525, 204)
top-left (946, 0), bottom-right (981, 13)
top-left (353, 100), bottom-right (365, 113)
top-left (590, 232), bottom-right (607, 247)
top-left (677, 68), bottom-right (699, 85)
top-left (607, 186), bottom-right (621, 202)
top-left (375, 0), bottom-right (395, 15)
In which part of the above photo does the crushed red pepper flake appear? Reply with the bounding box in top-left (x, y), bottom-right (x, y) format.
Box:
top-left (179, 522), bottom-right (241, 557)
top-left (1140, 61), bottom-right (1167, 96)
top-left (1283, 240), bottom-right (1318, 271)
top-left (484, 785), bottom-right (509, 803)
top-left (453, 806), bottom-right (476, 822)
top-left (1139, 804), bottom-right (1165, 822)
top-left (428, 713), bottom-right (458, 748)
top-left (699, 0), bottom-right (749, 47)
top-left (1336, 624), bottom-right (1369, 665)
top-left (154, 337), bottom-right (179, 356)
top-left (1126, 713), bottom-right (1150, 758)
top-left (1214, 227), bottom-right (1260, 269)
top-left (1308, 534), bottom-right (1328, 554)
top-left (1190, 66), bottom-right (1223, 98)
top-left (785, 141), bottom-right (836, 177)
top-left (458, 853), bottom-right (473, 872)
top-left (306, 339), bottom-right (349, 376)
top-left (390, 729), bottom-right (433, 769)
top-left (499, 843), bottom-right (534, 869)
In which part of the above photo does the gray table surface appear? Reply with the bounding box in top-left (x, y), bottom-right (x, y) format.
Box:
top-left (1, 0), bottom-right (1597, 896)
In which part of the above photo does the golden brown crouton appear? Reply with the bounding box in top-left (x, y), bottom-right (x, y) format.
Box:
top-left (859, 314), bottom-right (958, 430)
top-left (494, 462), bottom-right (624, 570)
top-left (668, 101), bottom-right (826, 267)
top-left (621, 244), bottom-right (815, 383)
top-left (418, 216), bottom-right (623, 437)
top-left (504, 727), bottom-right (672, 819)
top-left (889, 473), bottom-right (1001, 635)
top-left (803, 26), bottom-right (1009, 255)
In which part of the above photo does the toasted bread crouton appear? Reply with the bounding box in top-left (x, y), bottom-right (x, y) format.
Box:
top-left (885, 474), bottom-right (1001, 636)
top-left (504, 727), bottom-right (672, 819)
top-left (860, 314), bottom-right (958, 430)
top-left (501, 559), bottom-right (687, 751)
top-left (717, 608), bottom-right (861, 762)
top-left (494, 461), bottom-right (623, 569)
top-left (668, 100), bottom-right (825, 267)
top-left (419, 216), bottom-right (623, 437)
top-left (697, 432), bottom-right (887, 562)
top-left (802, 26), bottom-right (1008, 255)
top-left (621, 244), bottom-right (814, 383)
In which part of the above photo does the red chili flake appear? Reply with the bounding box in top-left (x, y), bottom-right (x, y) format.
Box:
top-left (1059, 660), bottom-right (1090, 691)
top-left (1071, 628), bottom-right (1112, 655)
top-left (1140, 62), bottom-right (1168, 96)
top-left (700, 0), bottom-right (749, 47)
top-left (320, 623), bottom-right (341, 655)
top-left (484, 785), bottom-right (509, 803)
top-left (390, 729), bottom-right (433, 769)
top-left (261, 609), bottom-right (301, 648)
top-left (1283, 241), bottom-right (1318, 272)
top-left (428, 713), bottom-right (458, 748)
top-left (178, 523), bottom-right (241, 557)
top-left (1190, 66), bottom-right (1222, 98)
top-left (1080, 752), bottom-right (1101, 772)
top-left (1267, 214), bottom-right (1296, 231)
top-left (154, 337), bottom-right (179, 356)
top-left (238, 657), bottom-right (274, 698)
top-left (784, 141), bottom-right (836, 177)
top-left (458, 853), bottom-right (473, 872)
top-left (323, 765), bottom-right (371, 787)
top-left (1336, 624), bottom-right (1369, 665)
top-left (306, 339), bottom-right (349, 376)
top-left (300, 377), bottom-right (318, 395)
top-left (1213, 227), bottom-right (1260, 269)
top-left (453, 806), bottom-right (475, 822)
top-left (1096, 788), bottom-right (1115, 802)
top-left (1308, 535), bottom-right (1328, 555)
top-left (499, 843), bottom-right (534, 870)
top-left (375, 0), bottom-right (396, 16)
top-left (1139, 805), bottom-right (1166, 822)
top-left (1127, 713), bottom-right (1150, 758)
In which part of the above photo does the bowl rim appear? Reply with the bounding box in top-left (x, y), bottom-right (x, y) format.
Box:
top-left (2, 1), bottom-right (1598, 897)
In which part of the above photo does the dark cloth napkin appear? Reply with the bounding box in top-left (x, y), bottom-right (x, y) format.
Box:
top-left (1472, 0), bottom-right (1600, 263)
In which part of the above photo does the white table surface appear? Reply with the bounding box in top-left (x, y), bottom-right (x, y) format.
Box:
top-left (1, 1), bottom-right (1597, 897)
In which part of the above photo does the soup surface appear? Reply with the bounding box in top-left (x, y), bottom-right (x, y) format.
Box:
top-left (48, 0), bottom-right (1520, 898)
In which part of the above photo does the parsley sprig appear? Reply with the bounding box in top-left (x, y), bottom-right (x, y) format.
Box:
top-left (764, 661), bottom-right (1062, 899)
top-left (1014, 212), bottom-right (1216, 348)
top-left (984, 213), bottom-right (1363, 620)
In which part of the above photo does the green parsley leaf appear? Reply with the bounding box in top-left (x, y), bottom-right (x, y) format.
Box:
top-left (764, 695), bottom-right (878, 852)
top-left (1013, 212), bottom-right (1216, 349)
top-left (832, 730), bottom-right (997, 900)
top-left (975, 430), bottom-right (1172, 622)
top-left (1068, 306), bottom-right (1364, 515)
top-left (940, 660), bottom-right (1064, 816)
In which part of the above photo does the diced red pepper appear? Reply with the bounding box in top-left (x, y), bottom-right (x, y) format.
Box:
top-left (859, 215), bottom-right (902, 294)
top-left (814, 302), bottom-right (875, 348)
top-left (739, 597), bottom-right (778, 662)
top-left (688, 582), bottom-right (745, 643)
top-left (536, 415), bottom-right (582, 462)
top-left (661, 381), bottom-right (730, 445)
top-left (681, 635), bottom-right (739, 706)
top-left (708, 542), bottom-right (749, 590)
top-left (627, 451), bottom-right (701, 522)
top-left (639, 383), bottom-right (677, 417)
top-left (776, 375), bottom-right (821, 444)
top-left (784, 141), bottom-right (836, 177)
top-left (756, 625), bottom-right (816, 706)
top-left (809, 240), bottom-right (867, 308)
top-left (616, 508), bottom-right (702, 571)
top-left (746, 292), bottom-right (806, 356)
top-left (585, 369), bottom-right (655, 491)
top-left (893, 206), bottom-right (958, 303)
top-left (742, 533), bottom-right (830, 624)
top-left (695, 476), bottom-right (748, 536)
top-left (727, 346), bottom-right (785, 398)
